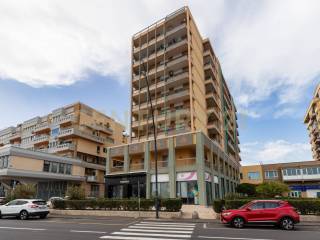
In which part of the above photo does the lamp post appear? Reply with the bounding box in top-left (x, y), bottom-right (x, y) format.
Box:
top-left (141, 66), bottom-right (159, 219)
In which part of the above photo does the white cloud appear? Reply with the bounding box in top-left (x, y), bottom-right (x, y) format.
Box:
top-left (241, 140), bottom-right (312, 165)
top-left (0, 0), bottom-right (319, 116)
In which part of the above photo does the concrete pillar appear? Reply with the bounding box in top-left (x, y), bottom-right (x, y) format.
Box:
top-left (217, 153), bottom-right (223, 199)
top-left (124, 145), bottom-right (129, 172)
top-left (196, 132), bottom-right (207, 206)
top-left (144, 142), bottom-right (151, 199)
top-left (210, 148), bottom-right (216, 201)
top-left (168, 138), bottom-right (176, 198)
top-left (106, 148), bottom-right (111, 174)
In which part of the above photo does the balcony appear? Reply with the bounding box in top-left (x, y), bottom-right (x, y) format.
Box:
top-left (54, 115), bottom-right (77, 126)
top-left (132, 88), bottom-right (189, 111)
top-left (133, 23), bottom-right (187, 54)
top-left (32, 135), bottom-right (49, 144)
top-left (86, 175), bottom-right (98, 182)
top-left (129, 163), bottom-right (144, 171)
top-left (9, 132), bottom-right (21, 141)
top-left (33, 123), bottom-right (50, 133)
top-left (133, 53), bottom-right (188, 82)
top-left (48, 143), bottom-right (75, 153)
top-left (58, 128), bottom-right (105, 144)
top-left (133, 71), bottom-right (189, 97)
top-left (282, 168), bottom-right (320, 181)
top-left (150, 160), bottom-right (168, 169)
top-left (88, 123), bottom-right (113, 135)
top-left (176, 157), bottom-right (196, 167)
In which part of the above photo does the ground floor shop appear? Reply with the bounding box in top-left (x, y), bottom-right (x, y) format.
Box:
top-left (288, 184), bottom-right (320, 198)
top-left (105, 171), bottom-right (237, 206)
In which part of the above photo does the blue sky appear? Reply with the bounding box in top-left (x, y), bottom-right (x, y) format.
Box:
top-left (0, 0), bottom-right (319, 165)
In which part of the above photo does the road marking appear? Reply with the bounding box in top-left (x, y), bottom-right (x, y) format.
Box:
top-left (0, 226), bottom-right (46, 231)
top-left (121, 228), bottom-right (193, 234)
top-left (100, 221), bottom-right (195, 239)
top-left (128, 225), bottom-right (194, 230)
top-left (112, 231), bottom-right (191, 238)
top-left (198, 236), bottom-right (274, 240)
top-left (100, 236), bottom-right (184, 240)
top-left (140, 221), bottom-right (195, 226)
top-left (70, 230), bottom-right (107, 234)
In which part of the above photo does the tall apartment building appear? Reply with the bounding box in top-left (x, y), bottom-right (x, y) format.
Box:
top-left (304, 83), bottom-right (320, 160)
top-left (106, 7), bottom-right (240, 206)
top-left (241, 161), bottom-right (320, 198)
top-left (0, 102), bottom-right (125, 198)
top-left (130, 7), bottom-right (240, 161)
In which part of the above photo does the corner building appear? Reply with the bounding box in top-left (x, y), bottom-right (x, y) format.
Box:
top-left (105, 7), bottom-right (241, 206)
top-left (0, 102), bottom-right (126, 198)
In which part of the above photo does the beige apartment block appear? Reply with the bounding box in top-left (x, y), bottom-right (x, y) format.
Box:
top-left (304, 84), bottom-right (320, 161)
top-left (0, 102), bottom-right (126, 198)
top-left (130, 7), bottom-right (240, 162)
top-left (241, 161), bottom-right (320, 198)
top-left (105, 7), bottom-right (241, 206)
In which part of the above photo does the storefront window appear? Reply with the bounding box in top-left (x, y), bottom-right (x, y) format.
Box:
top-left (176, 181), bottom-right (199, 204)
top-left (206, 182), bottom-right (212, 205)
top-left (151, 182), bottom-right (169, 199)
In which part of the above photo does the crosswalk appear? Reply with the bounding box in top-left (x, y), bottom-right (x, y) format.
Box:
top-left (100, 221), bottom-right (196, 240)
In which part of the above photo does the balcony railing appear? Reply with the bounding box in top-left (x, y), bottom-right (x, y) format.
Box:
top-left (54, 115), bottom-right (77, 125)
top-left (48, 143), bottom-right (75, 153)
top-left (86, 175), bottom-right (98, 182)
top-left (33, 135), bottom-right (49, 144)
top-left (89, 123), bottom-right (113, 135)
top-left (110, 166), bottom-right (124, 173)
top-left (34, 123), bottom-right (50, 133)
top-left (129, 163), bottom-right (144, 171)
top-left (58, 128), bottom-right (106, 144)
top-left (176, 158), bottom-right (196, 167)
top-left (151, 160), bottom-right (168, 169)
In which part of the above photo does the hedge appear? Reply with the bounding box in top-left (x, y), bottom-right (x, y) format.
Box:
top-left (213, 199), bottom-right (320, 215)
top-left (52, 198), bottom-right (182, 212)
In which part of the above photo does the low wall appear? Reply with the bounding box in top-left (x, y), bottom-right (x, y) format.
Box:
top-left (50, 209), bottom-right (181, 219)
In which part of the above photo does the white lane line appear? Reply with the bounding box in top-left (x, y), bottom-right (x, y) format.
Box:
top-left (100, 236), bottom-right (184, 240)
top-left (112, 231), bottom-right (191, 238)
top-left (121, 228), bottom-right (193, 234)
top-left (198, 236), bottom-right (274, 240)
top-left (134, 223), bottom-right (195, 228)
top-left (0, 226), bottom-right (46, 231)
top-left (70, 230), bottom-right (107, 234)
top-left (140, 221), bottom-right (196, 226)
top-left (128, 225), bottom-right (194, 230)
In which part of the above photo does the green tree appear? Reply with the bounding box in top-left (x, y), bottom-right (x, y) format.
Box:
top-left (66, 185), bottom-right (85, 200)
top-left (236, 183), bottom-right (257, 197)
top-left (256, 181), bottom-right (290, 198)
top-left (5, 184), bottom-right (36, 202)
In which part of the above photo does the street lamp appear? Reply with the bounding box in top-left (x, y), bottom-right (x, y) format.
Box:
top-left (140, 65), bottom-right (159, 219)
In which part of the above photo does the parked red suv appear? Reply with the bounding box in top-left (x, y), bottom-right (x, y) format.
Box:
top-left (221, 200), bottom-right (300, 230)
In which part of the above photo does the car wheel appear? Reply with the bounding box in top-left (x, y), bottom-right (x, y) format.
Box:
top-left (40, 214), bottom-right (47, 219)
top-left (280, 217), bottom-right (294, 230)
top-left (0, 211), bottom-right (2, 219)
top-left (232, 217), bottom-right (245, 228)
top-left (19, 210), bottom-right (28, 220)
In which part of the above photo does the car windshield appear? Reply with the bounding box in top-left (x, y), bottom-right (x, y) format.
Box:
top-left (32, 200), bottom-right (46, 205)
top-left (239, 202), bottom-right (252, 209)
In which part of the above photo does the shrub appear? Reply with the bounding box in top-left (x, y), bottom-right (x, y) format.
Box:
top-left (224, 199), bottom-right (251, 210)
top-left (51, 198), bottom-right (182, 212)
top-left (161, 198), bottom-right (182, 212)
top-left (66, 186), bottom-right (85, 200)
top-left (5, 184), bottom-right (36, 202)
top-left (52, 199), bottom-right (66, 209)
top-left (236, 183), bottom-right (257, 197)
top-left (256, 182), bottom-right (290, 198)
top-left (287, 199), bottom-right (320, 215)
top-left (213, 199), bottom-right (225, 213)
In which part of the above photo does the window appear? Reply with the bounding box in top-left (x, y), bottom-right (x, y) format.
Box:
top-left (248, 172), bottom-right (260, 180)
top-left (264, 202), bottom-right (280, 209)
top-left (65, 164), bottom-right (72, 175)
top-left (51, 162), bottom-right (58, 173)
top-left (59, 163), bottom-right (65, 174)
top-left (152, 182), bottom-right (170, 199)
top-left (265, 171), bottom-right (278, 179)
top-left (43, 161), bottom-right (50, 172)
top-left (97, 146), bottom-right (100, 154)
top-left (250, 202), bottom-right (264, 210)
top-left (240, 173), bottom-right (243, 180)
top-left (289, 191), bottom-right (301, 198)
top-left (51, 128), bottom-right (60, 137)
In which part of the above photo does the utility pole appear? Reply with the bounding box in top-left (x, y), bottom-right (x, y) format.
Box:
top-left (141, 64), bottom-right (159, 218)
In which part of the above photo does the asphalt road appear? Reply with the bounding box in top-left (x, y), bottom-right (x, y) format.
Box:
top-left (0, 215), bottom-right (319, 240)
